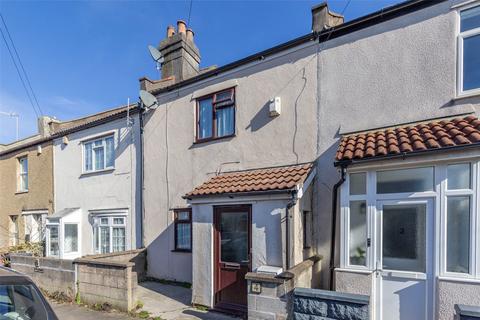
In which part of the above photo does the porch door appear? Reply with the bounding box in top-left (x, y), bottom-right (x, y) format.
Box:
top-left (214, 205), bottom-right (251, 312)
top-left (375, 200), bottom-right (433, 320)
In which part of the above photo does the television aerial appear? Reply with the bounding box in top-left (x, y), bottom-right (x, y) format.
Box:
top-left (139, 90), bottom-right (158, 112)
top-left (148, 45), bottom-right (164, 73)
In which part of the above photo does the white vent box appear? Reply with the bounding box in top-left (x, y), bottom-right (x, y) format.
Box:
top-left (256, 265), bottom-right (283, 275)
top-left (269, 97), bottom-right (281, 117)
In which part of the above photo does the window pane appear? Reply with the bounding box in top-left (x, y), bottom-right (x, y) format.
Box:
top-left (220, 211), bottom-right (248, 263)
top-left (100, 226), bottom-right (110, 254)
top-left (463, 34), bottom-right (480, 91)
top-left (447, 196), bottom-right (470, 273)
top-left (377, 167), bottom-right (434, 194)
top-left (349, 201), bottom-right (367, 266)
top-left (112, 227), bottom-right (126, 252)
top-left (350, 173), bottom-right (366, 195)
top-left (382, 204), bottom-right (426, 272)
top-left (64, 224), bottom-right (78, 253)
top-left (113, 218), bottom-right (124, 225)
top-left (49, 226), bottom-right (59, 256)
top-left (84, 143), bottom-right (93, 171)
top-left (216, 106), bottom-right (234, 137)
top-left (447, 163), bottom-right (471, 190)
top-left (461, 5), bottom-right (480, 32)
top-left (105, 137), bottom-right (114, 167)
top-left (100, 218), bottom-right (108, 225)
top-left (215, 90), bottom-right (233, 103)
top-left (21, 173), bottom-right (28, 191)
top-left (94, 146), bottom-right (105, 170)
top-left (177, 211), bottom-right (190, 221)
top-left (198, 98), bottom-right (213, 139)
top-left (176, 223), bottom-right (191, 250)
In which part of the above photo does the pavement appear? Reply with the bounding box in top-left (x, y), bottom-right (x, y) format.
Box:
top-left (50, 301), bottom-right (133, 320)
top-left (49, 282), bottom-right (239, 319)
top-left (136, 281), bottom-right (239, 320)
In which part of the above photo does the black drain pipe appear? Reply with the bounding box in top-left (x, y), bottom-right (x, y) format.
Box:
top-left (329, 164), bottom-right (348, 290)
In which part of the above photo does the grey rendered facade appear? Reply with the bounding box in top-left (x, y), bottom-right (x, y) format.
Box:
top-left (140, 0), bottom-right (480, 318)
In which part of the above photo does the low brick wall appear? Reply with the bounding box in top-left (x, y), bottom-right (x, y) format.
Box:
top-left (292, 287), bottom-right (369, 320)
top-left (74, 249), bottom-right (146, 312)
top-left (10, 254), bottom-right (75, 297)
top-left (245, 255), bottom-right (321, 320)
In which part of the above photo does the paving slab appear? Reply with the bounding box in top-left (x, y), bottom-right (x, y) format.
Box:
top-left (137, 281), bottom-right (240, 320)
top-left (50, 301), bottom-right (133, 320)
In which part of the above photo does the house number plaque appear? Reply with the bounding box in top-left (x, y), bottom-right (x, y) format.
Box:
top-left (251, 282), bottom-right (262, 294)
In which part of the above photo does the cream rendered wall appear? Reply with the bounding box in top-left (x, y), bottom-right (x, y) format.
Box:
top-left (53, 115), bottom-right (142, 256)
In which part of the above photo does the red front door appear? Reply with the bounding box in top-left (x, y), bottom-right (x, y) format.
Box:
top-left (214, 205), bottom-right (251, 313)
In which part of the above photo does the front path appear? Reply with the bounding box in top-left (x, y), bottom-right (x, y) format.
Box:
top-left (50, 301), bottom-right (133, 320)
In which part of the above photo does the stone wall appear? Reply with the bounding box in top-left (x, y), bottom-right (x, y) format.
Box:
top-left (245, 255), bottom-right (321, 320)
top-left (292, 287), bottom-right (369, 320)
top-left (10, 254), bottom-right (75, 297)
top-left (74, 249), bottom-right (146, 311)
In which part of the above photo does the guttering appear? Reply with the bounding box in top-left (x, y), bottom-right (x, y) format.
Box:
top-left (149, 0), bottom-right (444, 96)
top-left (334, 142), bottom-right (480, 167)
top-left (329, 163), bottom-right (349, 291)
top-left (182, 188), bottom-right (296, 200)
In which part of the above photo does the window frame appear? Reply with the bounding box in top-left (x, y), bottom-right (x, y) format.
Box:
top-left (173, 208), bottom-right (192, 252)
top-left (82, 134), bottom-right (115, 174)
top-left (17, 156), bottom-right (28, 192)
top-left (457, 3), bottom-right (480, 97)
top-left (93, 215), bottom-right (127, 254)
top-left (195, 88), bottom-right (236, 143)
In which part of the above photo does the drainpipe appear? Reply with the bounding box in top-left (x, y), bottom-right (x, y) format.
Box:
top-left (329, 164), bottom-right (348, 290)
top-left (139, 104), bottom-right (145, 248)
top-left (285, 190), bottom-right (298, 270)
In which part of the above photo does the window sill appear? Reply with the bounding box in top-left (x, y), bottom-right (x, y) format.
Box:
top-left (171, 249), bottom-right (192, 253)
top-left (80, 168), bottom-right (115, 177)
top-left (438, 275), bottom-right (480, 284)
top-left (335, 267), bottom-right (373, 275)
top-left (193, 134), bottom-right (236, 145)
top-left (453, 89), bottom-right (480, 101)
top-left (15, 190), bottom-right (28, 195)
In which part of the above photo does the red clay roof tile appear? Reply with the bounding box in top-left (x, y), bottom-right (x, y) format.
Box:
top-left (336, 115), bottom-right (480, 162)
top-left (185, 163), bottom-right (314, 198)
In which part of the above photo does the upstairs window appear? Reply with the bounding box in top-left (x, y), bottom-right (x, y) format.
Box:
top-left (196, 88), bottom-right (235, 142)
top-left (459, 5), bottom-right (480, 94)
top-left (83, 135), bottom-right (114, 173)
top-left (18, 156), bottom-right (28, 192)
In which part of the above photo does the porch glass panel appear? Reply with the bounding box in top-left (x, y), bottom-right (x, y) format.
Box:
top-left (349, 201), bottom-right (367, 266)
top-left (447, 196), bottom-right (470, 273)
top-left (349, 173), bottom-right (366, 195)
top-left (377, 167), bottom-right (434, 194)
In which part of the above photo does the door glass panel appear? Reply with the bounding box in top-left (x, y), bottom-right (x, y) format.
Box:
top-left (349, 201), bottom-right (367, 266)
top-left (382, 204), bottom-right (426, 272)
top-left (220, 211), bottom-right (248, 264)
top-left (447, 196), bottom-right (470, 273)
top-left (377, 167), bottom-right (434, 194)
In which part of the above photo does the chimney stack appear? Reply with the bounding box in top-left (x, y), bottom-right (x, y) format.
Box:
top-left (311, 2), bottom-right (344, 33)
top-left (158, 20), bottom-right (200, 82)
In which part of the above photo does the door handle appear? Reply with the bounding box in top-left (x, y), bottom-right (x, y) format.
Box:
top-left (223, 262), bottom-right (240, 270)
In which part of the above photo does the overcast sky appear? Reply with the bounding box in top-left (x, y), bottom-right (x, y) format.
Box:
top-left (0, 0), bottom-right (401, 144)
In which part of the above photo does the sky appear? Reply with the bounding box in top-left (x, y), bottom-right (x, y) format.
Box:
top-left (0, 0), bottom-right (402, 144)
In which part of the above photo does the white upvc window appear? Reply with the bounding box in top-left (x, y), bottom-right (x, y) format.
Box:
top-left (457, 4), bottom-right (480, 96)
top-left (18, 156), bottom-right (28, 192)
top-left (83, 135), bottom-right (115, 173)
top-left (93, 216), bottom-right (126, 254)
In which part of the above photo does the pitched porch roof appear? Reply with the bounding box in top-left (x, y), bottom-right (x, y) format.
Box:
top-left (184, 162), bottom-right (314, 198)
top-left (335, 115), bottom-right (480, 165)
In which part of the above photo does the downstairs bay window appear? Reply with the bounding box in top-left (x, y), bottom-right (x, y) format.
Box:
top-left (94, 216), bottom-right (126, 254)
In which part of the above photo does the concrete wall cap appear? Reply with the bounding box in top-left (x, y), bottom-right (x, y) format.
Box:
top-left (293, 287), bottom-right (370, 305)
top-left (455, 304), bottom-right (480, 317)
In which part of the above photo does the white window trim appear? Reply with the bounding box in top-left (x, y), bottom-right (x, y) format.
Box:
top-left (456, 3), bottom-right (480, 98)
top-left (340, 159), bottom-right (480, 283)
top-left (91, 211), bottom-right (128, 254)
top-left (81, 134), bottom-right (115, 174)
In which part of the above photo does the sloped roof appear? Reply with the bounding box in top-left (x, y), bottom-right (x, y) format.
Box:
top-left (48, 207), bottom-right (80, 219)
top-left (185, 162), bottom-right (314, 198)
top-left (335, 115), bottom-right (480, 163)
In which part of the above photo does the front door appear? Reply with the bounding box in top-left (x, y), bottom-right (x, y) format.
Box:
top-left (214, 205), bottom-right (251, 313)
top-left (375, 200), bottom-right (434, 320)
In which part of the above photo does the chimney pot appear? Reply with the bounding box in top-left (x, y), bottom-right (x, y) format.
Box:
top-left (186, 28), bottom-right (194, 42)
top-left (177, 20), bottom-right (187, 34)
top-left (311, 2), bottom-right (344, 33)
top-left (167, 25), bottom-right (175, 38)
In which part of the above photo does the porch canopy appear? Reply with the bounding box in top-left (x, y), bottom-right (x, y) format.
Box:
top-left (184, 162), bottom-right (315, 199)
top-left (335, 114), bottom-right (480, 165)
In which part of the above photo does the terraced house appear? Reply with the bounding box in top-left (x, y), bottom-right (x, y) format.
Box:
top-left (138, 0), bottom-right (480, 319)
